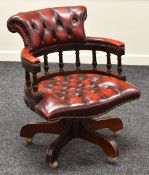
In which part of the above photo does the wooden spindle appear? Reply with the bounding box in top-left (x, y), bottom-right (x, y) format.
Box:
top-left (76, 50), bottom-right (80, 70)
top-left (25, 71), bottom-right (31, 87)
top-left (107, 52), bottom-right (112, 72)
top-left (59, 51), bottom-right (64, 71)
top-left (117, 55), bottom-right (122, 75)
top-left (32, 73), bottom-right (38, 93)
top-left (92, 50), bottom-right (97, 70)
top-left (43, 54), bottom-right (49, 73)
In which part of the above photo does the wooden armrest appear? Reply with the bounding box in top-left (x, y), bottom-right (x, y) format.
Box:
top-left (86, 37), bottom-right (125, 48)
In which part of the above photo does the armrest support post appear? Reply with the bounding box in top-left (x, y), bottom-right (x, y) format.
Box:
top-left (59, 51), bottom-right (64, 71)
top-left (25, 71), bottom-right (31, 87)
top-left (106, 52), bottom-right (112, 72)
top-left (44, 54), bottom-right (49, 73)
top-left (92, 50), bottom-right (97, 70)
top-left (32, 73), bottom-right (38, 93)
top-left (75, 50), bottom-right (80, 70)
top-left (117, 55), bottom-right (122, 75)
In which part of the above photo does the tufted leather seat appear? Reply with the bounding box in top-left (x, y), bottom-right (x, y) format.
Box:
top-left (36, 73), bottom-right (140, 120)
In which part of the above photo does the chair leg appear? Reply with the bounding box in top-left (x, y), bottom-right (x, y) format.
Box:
top-left (88, 117), bottom-right (123, 134)
top-left (20, 120), bottom-right (65, 143)
top-left (46, 121), bottom-right (73, 168)
top-left (20, 118), bottom-right (121, 166)
top-left (80, 120), bottom-right (119, 162)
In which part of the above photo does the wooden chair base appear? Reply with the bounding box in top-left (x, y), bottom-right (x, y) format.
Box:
top-left (20, 117), bottom-right (123, 168)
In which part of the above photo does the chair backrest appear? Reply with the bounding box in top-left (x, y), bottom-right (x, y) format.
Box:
top-left (7, 6), bottom-right (125, 94)
top-left (7, 6), bottom-right (87, 50)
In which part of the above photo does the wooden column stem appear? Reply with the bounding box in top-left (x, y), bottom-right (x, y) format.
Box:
top-left (44, 54), bottom-right (49, 73)
top-left (117, 55), bottom-right (122, 75)
top-left (25, 71), bottom-right (31, 87)
top-left (32, 72), bottom-right (38, 92)
top-left (107, 52), bottom-right (112, 72)
top-left (76, 50), bottom-right (80, 70)
top-left (92, 50), bottom-right (97, 70)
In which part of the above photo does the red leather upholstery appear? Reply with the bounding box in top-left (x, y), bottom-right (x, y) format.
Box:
top-left (86, 37), bottom-right (124, 47)
top-left (21, 48), bottom-right (40, 64)
top-left (35, 73), bottom-right (140, 120)
top-left (7, 6), bottom-right (87, 50)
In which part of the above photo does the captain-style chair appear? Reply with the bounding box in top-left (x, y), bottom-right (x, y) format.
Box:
top-left (7, 6), bottom-right (140, 168)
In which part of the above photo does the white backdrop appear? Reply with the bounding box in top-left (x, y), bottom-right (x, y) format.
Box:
top-left (1, 0), bottom-right (149, 65)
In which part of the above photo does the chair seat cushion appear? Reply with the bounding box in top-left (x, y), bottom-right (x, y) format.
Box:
top-left (35, 73), bottom-right (140, 120)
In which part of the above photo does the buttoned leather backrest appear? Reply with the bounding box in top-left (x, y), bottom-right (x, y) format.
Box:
top-left (7, 6), bottom-right (87, 50)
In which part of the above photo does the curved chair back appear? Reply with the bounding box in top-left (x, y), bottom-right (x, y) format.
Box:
top-left (7, 6), bottom-right (87, 50)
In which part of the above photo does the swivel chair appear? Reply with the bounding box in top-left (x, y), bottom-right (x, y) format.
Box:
top-left (7, 6), bottom-right (140, 168)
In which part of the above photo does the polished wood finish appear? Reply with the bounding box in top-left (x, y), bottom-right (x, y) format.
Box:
top-left (117, 55), bottom-right (122, 75)
top-left (20, 120), bottom-right (65, 138)
top-left (59, 51), bottom-right (64, 71)
top-left (20, 42), bottom-right (125, 93)
top-left (43, 54), bottom-right (49, 73)
top-left (20, 117), bottom-right (122, 166)
top-left (46, 121), bottom-right (73, 164)
top-left (88, 118), bottom-right (123, 132)
top-left (75, 49), bottom-right (80, 70)
top-left (92, 49), bottom-right (97, 70)
top-left (25, 71), bottom-right (31, 87)
top-left (32, 72), bottom-right (38, 92)
top-left (107, 52), bottom-right (111, 72)
top-left (20, 42), bottom-right (126, 102)
top-left (80, 120), bottom-right (119, 158)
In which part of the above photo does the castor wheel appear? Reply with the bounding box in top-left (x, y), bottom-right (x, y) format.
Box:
top-left (26, 138), bottom-right (33, 144)
top-left (49, 161), bottom-right (58, 168)
top-left (108, 157), bottom-right (118, 164)
top-left (114, 130), bottom-right (121, 136)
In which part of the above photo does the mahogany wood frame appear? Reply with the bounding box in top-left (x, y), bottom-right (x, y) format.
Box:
top-left (21, 117), bottom-right (123, 167)
top-left (22, 42), bottom-right (125, 99)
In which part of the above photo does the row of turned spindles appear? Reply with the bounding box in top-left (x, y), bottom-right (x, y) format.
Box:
top-left (25, 50), bottom-right (122, 93)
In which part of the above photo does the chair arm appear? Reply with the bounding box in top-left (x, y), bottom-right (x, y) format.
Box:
top-left (85, 36), bottom-right (125, 78)
top-left (21, 48), bottom-right (40, 64)
top-left (85, 37), bottom-right (125, 48)
top-left (21, 48), bottom-right (41, 73)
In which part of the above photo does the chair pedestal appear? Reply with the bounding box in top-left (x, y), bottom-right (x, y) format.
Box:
top-left (20, 117), bottom-right (123, 168)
